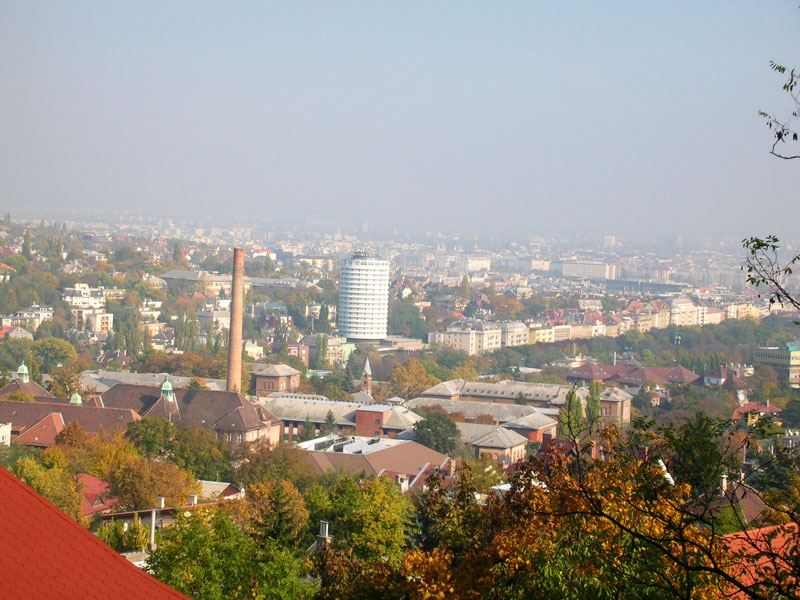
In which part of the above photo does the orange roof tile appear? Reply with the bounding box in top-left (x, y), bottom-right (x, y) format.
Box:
top-left (0, 465), bottom-right (188, 599)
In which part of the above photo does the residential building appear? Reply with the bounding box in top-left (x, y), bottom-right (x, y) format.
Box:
top-left (301, 334), bottom-right (355, 368)
top-left (732, 402), bottom-right (782, 426)
top-left (566, 363), bottom-right (701, 389)
top-left (337, 251), bottom-right (390, 341)
top-left (428, 320), bottom-right (502, 356)
top-left (197, 301), bottom-right (231, 333)
top-left (12, 305), bottom-right (53, 329)
top-left (559, 261), bottom-right (617, 280)
top-left (0, 326), bottom-right (33, 341)
top-left (62, 283), bottom-right (108, 309)
top-left (553, 324), bottom-right (571, 342)
top-left (529, 326), bottom-right (555, 344)
top-left (0, 423), bottom-right (11, 447)
top-left (244, 340), bottom-right (264, 360)
top-left (498, 320), bottom-right (529, 347)
top-left (287, 343), bottom-right (310, 367)
top-left (86, 310), bottom-right (113, 334)
top-left (755, 342), bottom-right (800, 387)
top-left (669, 296), bottom-right (698, 327)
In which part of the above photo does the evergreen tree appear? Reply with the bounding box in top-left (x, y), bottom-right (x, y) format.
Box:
top-left (299, 415), bottom-right (316, 441)
top-left (414, 412), bottom-right (460, 454)
top-left (557, 389), bottom-right (585, 439)
top-left (171, 241), bottom-right (183, 263)
top-left (781, 395), bottom-right (800, 428)
top-left (587, 381), bottom-right (602, 424)
top-left (321, 410), bottom-right (337, 434)
top-left (460, 274), bottom-right (471, 299)
top-left (21, 229), bottom-right (32, 260)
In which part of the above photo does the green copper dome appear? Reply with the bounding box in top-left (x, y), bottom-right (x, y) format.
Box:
top-left (16, 363), bottom-right (29, 383)
top-left (70, 393), bottom-right (82, 406)
top-left (161, 378), bottom-right (175, 401)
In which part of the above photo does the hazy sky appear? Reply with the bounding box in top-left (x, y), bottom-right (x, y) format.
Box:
top-left (1, 2), bottom-right (798, 238)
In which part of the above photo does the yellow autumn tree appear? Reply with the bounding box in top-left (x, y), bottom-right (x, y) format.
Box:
top-left (388, 358), bottom-right (440, 399)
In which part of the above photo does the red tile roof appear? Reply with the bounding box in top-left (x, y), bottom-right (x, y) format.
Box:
top-left (101, 384), bottom-right (279, 434)
top-left (723, 524), bottom-right (798, 596)
top-left (0, 465), bottom-right (188, 599)
top-left (13, 413), bottom-right (65, 447)
top-left (732, 402), bottom-right (782, 421)
top-left (0, 400), bottom-right (140, 442)
top-left (0, 378), bottom-right (55, 398)
top-left (76, 473), bottom-right (118, 516)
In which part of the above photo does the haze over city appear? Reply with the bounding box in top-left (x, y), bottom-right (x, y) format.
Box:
top-left (1, 2), bottom-right (798, 239)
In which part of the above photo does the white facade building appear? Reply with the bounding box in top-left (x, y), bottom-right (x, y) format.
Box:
top-left (498, 321), bottom-right (529, 347)
top-left (62, 283), bottom-right (106, 309)
top-left (338, 251), bottom-right (390, 341)
top-left (559, 261), bottom-right (617, 281)
top-left (429, 320), bottom-right (502, 356)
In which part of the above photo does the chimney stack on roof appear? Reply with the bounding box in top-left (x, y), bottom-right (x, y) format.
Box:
top-left (227, 248), bottom-right (245, 393)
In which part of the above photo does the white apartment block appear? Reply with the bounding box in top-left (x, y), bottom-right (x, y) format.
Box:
top-left (62, 283), bottom-right (107, 309)
top-left (12, 305), bottom-right (53, 329)
top-left (87, 311), bottom-right (114, 334)
top-left (429, 320), bottom-right (502, 356)
top-left (669, 296), bottom-right (697, 327)
top-left (559, 261), bottom-right (617, 281)
top-left (337, 251), bottom-right (390, 341)
top-left (454, 256), bottom-right (492, 273)
top-left (498, 321), bottom-right (529, 347)
top-left (0, 423), bottom-right (10, 447)
top-left (553, 325), bottom-right (572, 342)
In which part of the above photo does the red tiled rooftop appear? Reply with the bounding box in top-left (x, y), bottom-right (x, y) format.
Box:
top-left (732, 402), bottom-right (782, 421)
top-left (14, 413), bottom-right (65, 448)
top-left (723, 524), bottom-right (798, 596)
top-left (0, 465), bottom-right (188, 599)
top-left (76, 474), bottom-right (119, 516)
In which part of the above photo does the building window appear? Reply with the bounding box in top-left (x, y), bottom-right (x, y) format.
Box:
top-left (375, 418), bottom-right (380, 425)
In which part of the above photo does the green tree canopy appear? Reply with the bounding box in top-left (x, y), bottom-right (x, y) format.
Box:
top-left (414, 412), bottom-right (460, 454)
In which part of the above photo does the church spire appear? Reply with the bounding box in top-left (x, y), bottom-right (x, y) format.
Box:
top-left (361, 359), bottom-right (372, 396)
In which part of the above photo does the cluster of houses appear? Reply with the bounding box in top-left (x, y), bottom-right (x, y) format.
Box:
top-left (427, 295), bottom-right (776, 356)
top-left (0, 304), bottom-right (53, 339)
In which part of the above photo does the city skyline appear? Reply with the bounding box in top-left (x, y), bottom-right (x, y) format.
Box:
top-left (1, 2), bottom-right (798, 239)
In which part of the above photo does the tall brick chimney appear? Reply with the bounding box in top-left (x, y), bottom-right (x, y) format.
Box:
top-left (227, 248), bottom-right (245, 393)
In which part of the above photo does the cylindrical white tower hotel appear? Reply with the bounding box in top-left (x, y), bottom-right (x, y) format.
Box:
top-left (338, 251), bottom-right (390, 341)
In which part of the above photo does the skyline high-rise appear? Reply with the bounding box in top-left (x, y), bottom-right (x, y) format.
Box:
top-left (338, 251), bottom-right (390, 341)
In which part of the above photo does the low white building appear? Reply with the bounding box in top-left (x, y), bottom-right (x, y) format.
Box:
top-left (498, 321), bottom-right (529, 347)
top-left (62, 283), bottom-right (106, 309)
top-left (428, 319), bottom-right (502, 356)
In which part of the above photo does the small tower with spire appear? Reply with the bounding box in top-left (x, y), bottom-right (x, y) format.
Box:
top-left (16, 363), bottom-right (29, 384)
top-left (361, 358), bottom-right (372, 396)
top-left (161, 379), bottom-right (175, 402)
